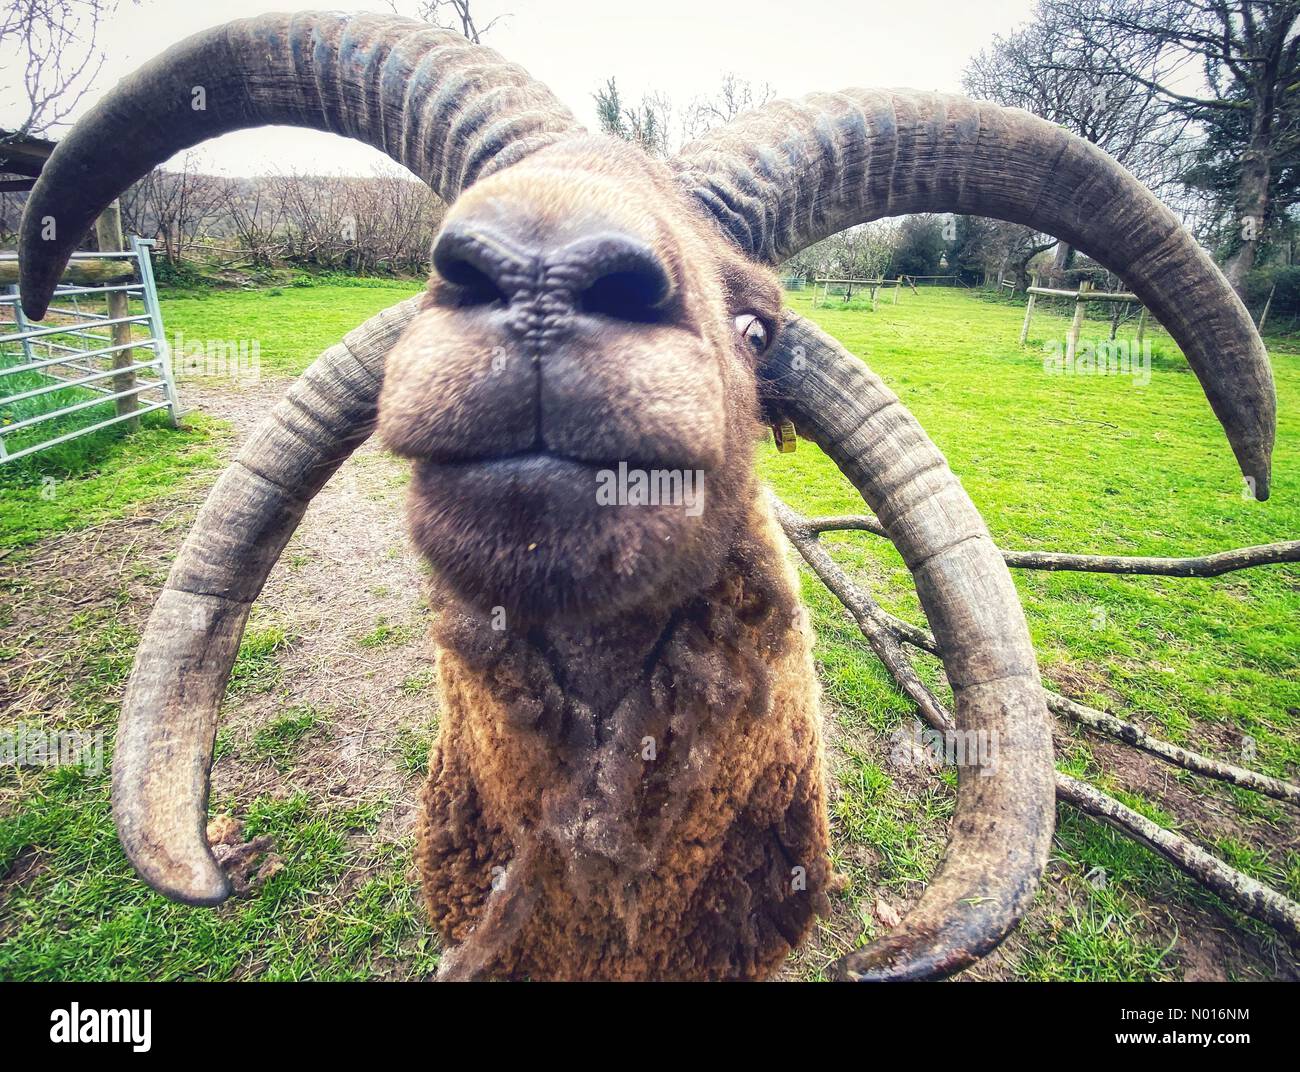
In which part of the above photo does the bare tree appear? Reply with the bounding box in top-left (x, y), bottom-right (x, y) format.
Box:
top-left (265, 165), bottom-right (443, 273)
top-left (950, 216), bottom-right (1058, 288)
top-left (1038, 0), bottom-right (1300, 291)
top-left (597, 73), bottom-right (777, 157)
top-left (219, 179), bottom-right (286, 268)
top-left (682, 73), bottom-right (775, 142)
top-left (273, 171), bottom-right (352, 268)
top-left (118, 153), bottom-right (225, 261)
top-left (594, 78), bottom-right (672, 157)
top-left (0, 0), bottom-right (119, 136)
top-left (386, 0), bottom-right (507, 41)
top-left (965, 0), bottom-right (1192, 273)
top-left (344, 163), bottom-right (446, 274)
top-left (784, 222), bottom-right (898, 295)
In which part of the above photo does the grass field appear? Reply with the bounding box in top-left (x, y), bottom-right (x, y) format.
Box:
top-left (161, 278), bottom-right (422, 377)
top-left (0, 279), bottom-right (1296, 980)
top-left (0, 280), bottom-right (420, 549)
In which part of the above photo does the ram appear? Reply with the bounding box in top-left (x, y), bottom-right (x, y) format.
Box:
top-left (18, 11), bottom-right (1275, 981)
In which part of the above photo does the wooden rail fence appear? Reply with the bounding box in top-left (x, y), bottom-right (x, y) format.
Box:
top-left (1019, 272), bottom-right (1148, 358)
top-left (812, 276), bottom-right (903, 311)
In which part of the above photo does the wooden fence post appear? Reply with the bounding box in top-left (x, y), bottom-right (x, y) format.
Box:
top-left (94, 200), bottom-right (138, 432)
top-left (893, 277), bottom-right (900, 304)
top-left (1258, 282), bottom-right (1276, 333)
top-left (1135, 305), bottom-right (1148, 348)
top-left (1066, 280), bottom-right (1091, 365)
top-left (1019, 271), bottom-right (1039, 346)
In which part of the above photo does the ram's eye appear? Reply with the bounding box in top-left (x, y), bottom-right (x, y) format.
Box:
top-left (734, 313), bottom-right (769, 352)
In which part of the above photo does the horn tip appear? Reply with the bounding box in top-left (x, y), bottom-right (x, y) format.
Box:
top-left (19, 285), bottom-right (50, 322)
top-left (143, 860), bottom-right (233, 908)
top-left (117, 830), bottom-right (233, 907)
top-left (828, 929), bottom-right (954, 982)
top-left (17, 255), bottom-right (54, 320)
top-left (1242, 460), bottom-right (1271, 502)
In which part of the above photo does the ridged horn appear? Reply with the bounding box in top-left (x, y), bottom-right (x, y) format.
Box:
top-left (673, 89), bottom-right (1276, 500)
top-left (18, 10), bottom-right (580, 907)
top-left (763, 312), bottom-right (1057, 980)
top-left (20, 10), bottom-right (580, 319)
top-left (114, 297), bottom-right (421, 905)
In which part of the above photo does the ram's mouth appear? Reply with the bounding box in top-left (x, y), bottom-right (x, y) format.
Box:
top-left (412, 450), bottom-right (709, 518)
top-left (427, 450), bottom-right (595, 477)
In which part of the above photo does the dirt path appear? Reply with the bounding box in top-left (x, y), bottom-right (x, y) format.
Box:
top-left (1, 376), bottom-right (437, 885)
top-left (191, 380), bottom-right (437, 843)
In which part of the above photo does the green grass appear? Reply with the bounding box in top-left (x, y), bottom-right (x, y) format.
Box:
top-left (0, 276), bottom-right (414, 551)
top-left (357, 616), bottom-right (418, 649)
top-left (161, 279), bottom-right (420, 377)
top-left (400, 668), bottom-right (436, 696)
top-left (831, 747), bottom-right (954, 889)
top-left (765, 288), bottom-right (1300, 776)
top-left (252, 707), bottom-right (325, 766)
top-left (766, 287), bottom-right (1298, 979)
top-left (228, 624), bottom-right (292, 695)
top-left (2, 281), bottom-right (1297, 981)
top-left (0, 411), bottom-right (226, 550)
top-left (0, 774), bottom-right (437, 980)
top-left (394, 719), bottom-right (438, 777)
top-left (1019, 889), bottom-right (1179, 981)
top-left (1, 348), bottom-right (136, 458)
top-left (0, 281), bottom-right (429, 981)
top-left (0, 294), bottom-right (227, 548)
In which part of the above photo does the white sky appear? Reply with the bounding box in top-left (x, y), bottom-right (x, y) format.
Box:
top-left (7, 0), bottom-right (1040, 177)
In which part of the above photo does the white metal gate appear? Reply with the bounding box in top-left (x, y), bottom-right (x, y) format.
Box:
top-left (0, 236), bottom-right (178, 464)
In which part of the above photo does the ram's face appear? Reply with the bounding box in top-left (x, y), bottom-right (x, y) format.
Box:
top-left (378, 140), bottom-right (783, 624)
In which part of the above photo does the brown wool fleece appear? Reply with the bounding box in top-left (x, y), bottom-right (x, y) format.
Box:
top-left (414, 499), bottom-right (833, 980)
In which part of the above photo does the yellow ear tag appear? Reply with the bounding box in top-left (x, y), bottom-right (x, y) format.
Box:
top-left (772, 418), bottom-right (797, 454)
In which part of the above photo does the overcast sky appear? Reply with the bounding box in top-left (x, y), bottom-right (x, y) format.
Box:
top-left (9, 0), bottom-right (1039, 176)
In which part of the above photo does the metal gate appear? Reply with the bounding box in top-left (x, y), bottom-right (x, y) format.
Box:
top-left (0, 236), bottom-right (178, 465)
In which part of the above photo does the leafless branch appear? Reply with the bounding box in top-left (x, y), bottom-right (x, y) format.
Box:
top-left (386, 0), bottom-right (508, 42)
top-left (0, 0), bottom-right (119, 136)
top-left (774, 495), bottom-right (1300, 942)
top-left (804, 513), bottom-right (1300, 578)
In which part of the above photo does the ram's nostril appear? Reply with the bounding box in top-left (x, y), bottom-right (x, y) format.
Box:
top-left (440, 260), bottom-right (507, 306)
top-left (581, 269), bottom-right (669, 322)
top-left (431, 223), bottom-right (513, 305)
top-left (432, 221), bottom-right (672, 318)
top-left (574, 236), bottom-right (672, 323)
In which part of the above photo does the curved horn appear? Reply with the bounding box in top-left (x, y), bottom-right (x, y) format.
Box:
top-left (21, 11), bottom-right (578, 906)
top-left (115, 297), bottom-right (421, 905)
top-left (764, 313), bottom-right (1056, 980)
top-left (20, 10), bottom-right (580, 319)
top-left (673, 89), bottom-right (1276, 500)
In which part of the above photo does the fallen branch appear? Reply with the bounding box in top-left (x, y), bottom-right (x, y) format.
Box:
top-left (806, 514), bottom-right (1300, 578)
top-left (1056, 774), bottom-right (1300, 943)
top-left (772, 498), bottom-right (952, 733)
top-left (858, 597), bottom-right (1300, 807)
top-left (789, 512), bottom-right (1300, 806)
top-left (1047, 693), bottom-right (1300, 807)
top-left (775, 497), bottom-right (1300, 943)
